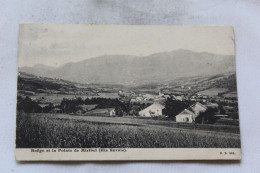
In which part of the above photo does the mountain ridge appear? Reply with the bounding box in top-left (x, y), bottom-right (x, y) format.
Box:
top-left (19, 49), bottom-right (236, 85)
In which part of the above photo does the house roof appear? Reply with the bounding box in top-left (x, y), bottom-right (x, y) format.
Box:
top-left (194, 102), bottom-right (207, 109)
top-left (186, 102), bottom-right (206, 111)
top-left (153, 102), bottom-right (165, 109)
top-left (38, 103), bottom-right (50, 108)
top-left (178, 109), bottom-right (196, 116)
top-left (139, 102), bottom-right (165, 113)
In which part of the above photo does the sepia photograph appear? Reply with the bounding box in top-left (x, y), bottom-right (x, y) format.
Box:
top-left (15, 24), bottom-right (241, 160)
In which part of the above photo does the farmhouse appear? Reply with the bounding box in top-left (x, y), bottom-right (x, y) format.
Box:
top-left (77, 104), bottom-right (97, 112)
top-left (38, 103), bottom-right (50, 108)
top-left (206, 102), bottom-right (219, 108)
top-left (88, 108), bottom-right (116, 116)
top-left (51, 108), bottom-right (62, 113)
top-left (176, 96), bottom-right (183, 101)
top-left (175, 102), bottom-right (207, 123)
top-left (139, 102), bottom-right (165, 117)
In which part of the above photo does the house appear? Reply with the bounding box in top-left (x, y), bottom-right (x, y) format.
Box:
top-left (38, 103), bottom-right (50, 108)
top-left (172, 95), bottom-right (177, 100)
top-left (206, 103), bottom-right (219, 108)
top-left (77, 104), bottom-right (98, 112)
top-left (136, 97), bottom-right (143, 101)
top-left (75, 104), bottom-right (98, 114)
top-left (176, 95), bottom-right (183, 101)
top-left (88, 108), bottom-right (116, 116)
top-left (158, 90), bottom-right (164, 97)
top-left (143, 94), bottom-right (154, 100)
top-left (139, 102), bottom-right (165, 117)
top-left (175, 109), bottom-right (196, 123)
top-left (175, 102), bottom-right (207, 123)
top-left (223, 106), bottom-right (234, 111)
top-left (162, 94), bottom-right (171, 99)
top-left (51, 108), bottom-right (62, 113)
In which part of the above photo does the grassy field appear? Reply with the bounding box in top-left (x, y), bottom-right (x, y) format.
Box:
top-left (223, 91), bottom-right (238, 98)
top-left (16, 113), bottom-right (241, 148)
top-left (30, 94), bottom-right (91, 104)
top-left (30, 93), bottom-right (119, 104)
top-left (197, 88), bottom-right (228, 96)
top-left (28, 113), bottom-right (240, 134)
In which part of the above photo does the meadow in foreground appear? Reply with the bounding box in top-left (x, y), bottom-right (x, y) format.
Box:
top-left (16, 113), bottom-right (241, 148)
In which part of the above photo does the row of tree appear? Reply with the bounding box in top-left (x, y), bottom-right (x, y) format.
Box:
top-left (17, 96), bottom-right (222, 124)
top-left (17, 96), bottom-right (135, 116)
top-left (60, 97), bottom-right (131, 116)
top-left (195, 107), bottom-right (218, 124)
top-left (17, 96), bottom-right (55, 113)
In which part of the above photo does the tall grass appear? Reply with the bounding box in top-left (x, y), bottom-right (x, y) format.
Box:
top-left (16, 113), bottom-right (240, 148)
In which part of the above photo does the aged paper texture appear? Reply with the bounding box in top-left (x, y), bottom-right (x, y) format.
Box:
top-left (16, 24), bottom-right (241, 161)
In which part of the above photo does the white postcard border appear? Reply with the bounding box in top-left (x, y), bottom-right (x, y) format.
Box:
top-left (15, 148), bottom-right (241, 161)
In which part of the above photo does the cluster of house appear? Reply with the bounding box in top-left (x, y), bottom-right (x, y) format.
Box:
top-left (65, 91), bottom-right (217, 122)
top-left (138, 102), bottom-right (220, 123)
top-left (130, 91), bottom-right (184, 103)
top-left (190, 94), bottom-right (209, 103)
top-left (37, 97), bottom-right (230, 123)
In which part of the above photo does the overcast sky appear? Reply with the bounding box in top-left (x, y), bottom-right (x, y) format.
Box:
top-left (18, 24), bottom-right (235, 67)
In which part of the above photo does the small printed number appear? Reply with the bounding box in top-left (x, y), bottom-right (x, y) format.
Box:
top-left (220, 151), bottom-right (235, 155)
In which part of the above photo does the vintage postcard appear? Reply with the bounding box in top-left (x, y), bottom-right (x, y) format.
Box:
top-left (16, 24), bottom-right (241, 161)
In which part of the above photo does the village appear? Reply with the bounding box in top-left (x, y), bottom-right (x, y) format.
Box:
top-left (16, 71), bottom-right (239, 126)
top-left (68, 90), bottom-right (237, 124)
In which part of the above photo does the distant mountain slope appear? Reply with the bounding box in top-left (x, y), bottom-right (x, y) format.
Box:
top-left (19, 64), bottom-right (55, 77)
top-left (19, 49), bottom-right (236, 85)
top-left (17, 72), bottom-right (77, 92)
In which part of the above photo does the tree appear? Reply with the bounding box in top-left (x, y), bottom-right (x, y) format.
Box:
top-left (60, 97), bottom-right (131, 115)
top-left (115, 107), bottom-right (123, 116)
top-left (196, 107), bottom-right (218, 124)
top-left (43, 103), bottom-right (54, 113)
top-left (219, 104), bottom-right (226, 114)
top-left (163, 98), bottom-right (191, 119)
top-left (75, 97), bottom-right (84, 105)
top-left (17, 96), bottom-right (42, 113)
top-left (60, 98), bottom-right (77, 113)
